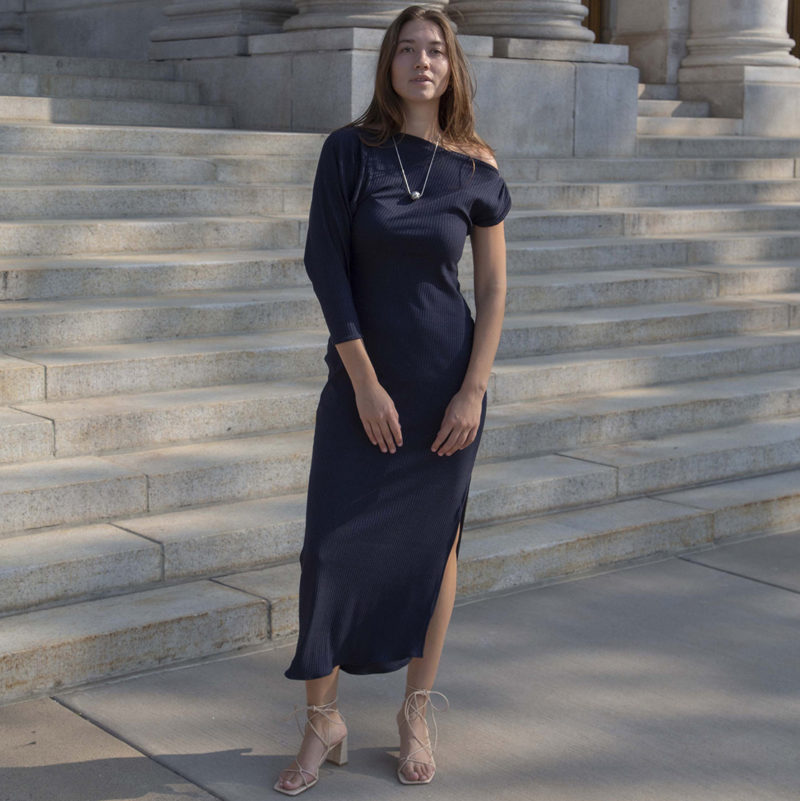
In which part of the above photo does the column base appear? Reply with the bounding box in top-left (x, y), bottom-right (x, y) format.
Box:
top-left (679, 65), bottom-right (800, 135)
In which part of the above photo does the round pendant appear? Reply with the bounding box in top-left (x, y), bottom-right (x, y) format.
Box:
top-left (410, 190), bottom-right (421, 200)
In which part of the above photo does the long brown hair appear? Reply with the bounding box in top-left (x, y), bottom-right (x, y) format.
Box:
top-left (344, 4), bottom-right (494, 171)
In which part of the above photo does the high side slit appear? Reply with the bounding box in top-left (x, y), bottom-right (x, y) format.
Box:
top-left (284, 125), bottom-right (512, 680)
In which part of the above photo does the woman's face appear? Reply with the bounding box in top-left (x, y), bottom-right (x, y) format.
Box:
top-left (390, 19), bottom-right (450, 111)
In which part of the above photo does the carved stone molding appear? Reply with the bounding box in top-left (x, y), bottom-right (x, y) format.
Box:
top-left (448, 0), bottom-right (593, 41)
top-left (150, 0), bottom-right (296, 58)
top-left (682, 0), bottom-right (799, 69)
top-left (283, 0), bottom-right (450, 32)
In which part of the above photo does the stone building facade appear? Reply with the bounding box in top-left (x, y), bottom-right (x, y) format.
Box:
top-left (1, 1), bottom-right (799, 156)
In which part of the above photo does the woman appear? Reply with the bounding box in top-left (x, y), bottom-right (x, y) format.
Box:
top-left (275, 4), bottom-right (510, 795)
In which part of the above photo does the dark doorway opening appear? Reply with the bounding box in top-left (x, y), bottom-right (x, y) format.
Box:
top-left (790, 0), bottom-right (800, 58)
top-left (582, 0), bottom-right (604, 43)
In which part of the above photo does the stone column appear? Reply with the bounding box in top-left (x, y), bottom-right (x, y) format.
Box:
top-left (450, 0), bottom-right (593, 41)
top-left (610, 0), bottom-right (690, 84)
top-left (678, 0), bottom-right (800, 134)
top-left (682, 0), bottom-right (798, 69)
top-left (284, 0), bottom-right (448, 32)
top-left (150, 0), bottom-right (296, 59)
top-left (0, 0), bottom-right (26, 53)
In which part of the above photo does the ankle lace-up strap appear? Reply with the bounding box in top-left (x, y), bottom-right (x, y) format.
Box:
top-left (279, 696), bottom-right (346, 788)
top-left (284, 696), bottom-right (345, 746)
top-left (401, 685), bottom-right (450, 764)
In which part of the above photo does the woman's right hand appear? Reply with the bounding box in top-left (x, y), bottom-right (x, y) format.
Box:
top-left (354, 381), bottom-right (403, 454)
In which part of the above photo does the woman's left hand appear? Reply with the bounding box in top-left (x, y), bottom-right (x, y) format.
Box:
top-left (431, 387), bottom-right (484, 456)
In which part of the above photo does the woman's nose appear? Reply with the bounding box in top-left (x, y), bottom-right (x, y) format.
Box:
top-left (416, 51), bottom-right (430, 67)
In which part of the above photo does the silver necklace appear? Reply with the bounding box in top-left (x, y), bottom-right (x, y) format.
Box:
top-left (392, 132), bottom-right (441, 201)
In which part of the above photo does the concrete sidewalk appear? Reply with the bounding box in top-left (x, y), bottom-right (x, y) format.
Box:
top-left (2, 529), bottom-right (799, 801)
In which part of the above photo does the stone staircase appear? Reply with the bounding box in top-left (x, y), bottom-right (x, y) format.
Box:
top-left (637, 82), bottom-right (743, 136)
top-left (3, 55), bottom-right (800, 702)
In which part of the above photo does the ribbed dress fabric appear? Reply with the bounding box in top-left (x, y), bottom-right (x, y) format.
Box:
top-left (284, 125), bottom-right (512, 680)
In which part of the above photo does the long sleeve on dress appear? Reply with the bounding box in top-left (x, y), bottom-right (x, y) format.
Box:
top-left (470, 172), bottom-right (512, 228)
top-left (304, 127), bottom-right (365, 345)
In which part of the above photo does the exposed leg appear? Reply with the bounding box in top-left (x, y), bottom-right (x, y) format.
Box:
top-left (396, 519), bottom-right (462, 782)
top-left (276, 668), bottom-right (347, 792)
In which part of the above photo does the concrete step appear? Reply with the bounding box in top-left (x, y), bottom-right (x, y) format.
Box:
top-left (512, 179), bottom-right (800, 209)
top-left (638, 99), bottom-right (711, 117)
top-left (0, 249), bottom-right (310, 301)
top-left (637, 136), bottom-right (800, 159)
top-left (0, 268), bottom-right (729, 348)
top-left (637, 117), bottom-right (743, 136)
top-left (5, 330), bottom-right (329, 400)
top-left (0, 121), bottom-right (324, 156)
top-left (0, 287), bottom-right (325, 348)
top-left (6, 238), bottom-right (800, 302)
top-left (0, 454), bottom-right (615, 611)
top-left (459, 467), bottom-right (800, 594)
top-left (637, 83), bottom-right (680, 100)
top-left (0, 216), bottom-right (301, 257)
top-left (0, 183), bottom-right (311, 219)
top-left (3, 177), bottom-right (800, 219)
top-left (16, 203), bottom-right (800, 258)
top-left (0, 523), bottom-right (163, 614)
top-left (496, 298), bottom-right (792, 358)
top-left (0, 579), bottom-right (266, 702)
top-left (12, 347), bottom-right (800, 461)
top-left (222, 153), bottom-right (800, 184)
top-left (0, 354), bottom-right (44, 404)
top-left (505, 156), bottom-right (799, 183)
top-left (0, 455), bottom-right (147, 534)
top-left (0, 153), bottom-right (221, 185)
top-left (504, 204), bottom-right (800, 242)
top-left (7, 366), bottom-right (800, 534)
top-left (5, 461), bottom-right (799, 701)
top-left (14, 377), bottom-right (325, 456)
top-left (0, 406), bottom-right (53, 463)
top-left (6, 296), bottom-right (791, 397)
top-left (0, 95), bottom-right (233, 129)
top-left (0, 72), bottom-right (201, 104)
top-left (0, 153), bottom-right (316, 186)
top-left (480, 368), bottom-right (800, 461)
top-left (560, 413), bottom-right (800, 495)
top-left (505, 231), bottom-right (800, 272)
top-left (492, 330), bottom-right (800, 403)
top-left (0, 52), bottom-right (177, 81)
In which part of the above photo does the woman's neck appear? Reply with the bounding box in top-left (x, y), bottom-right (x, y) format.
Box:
top-left (400, 107), bottom-right (443, 143)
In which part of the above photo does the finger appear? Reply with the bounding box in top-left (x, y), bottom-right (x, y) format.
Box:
top-left (388, 414), bottom-right (403, 447)
top-left (431, 421), bottom-right (453, 452)
top-left (441, 431), bottom-right (465, 456)
top-left (369, 421), bottom-right (389, 453)
top-left (378, 419), bottom-right (398, 453)
top-left (435, 429), bottom-right (459, 456)
top-left (362, 420), bottom-right (377, 446)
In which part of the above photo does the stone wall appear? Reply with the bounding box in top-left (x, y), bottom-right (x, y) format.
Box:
top-left (24, 0), bottom-right (164, 60)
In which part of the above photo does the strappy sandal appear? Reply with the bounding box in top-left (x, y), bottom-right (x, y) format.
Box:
top-left (273, 696), bottom-right (348, 796)
top-left (396, 684), bottom-right (450, 785)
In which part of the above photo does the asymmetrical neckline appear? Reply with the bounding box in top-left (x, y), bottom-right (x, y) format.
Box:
top-left (388, 130), bottom-right (501, 174)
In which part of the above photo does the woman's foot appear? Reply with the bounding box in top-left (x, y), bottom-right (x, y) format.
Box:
top-left (395, 702), bottom-right (435, 783)
top-left (275, 704), bottom-right (347, 794)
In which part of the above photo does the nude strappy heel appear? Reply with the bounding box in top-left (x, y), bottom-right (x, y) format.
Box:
top-left (273, 696), bottom-right (348, 796)
top-left (396, 684), bottom-right (450, 785)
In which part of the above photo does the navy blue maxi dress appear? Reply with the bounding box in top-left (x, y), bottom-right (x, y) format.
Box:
top-left (284, 124), bottom-right (512, 680)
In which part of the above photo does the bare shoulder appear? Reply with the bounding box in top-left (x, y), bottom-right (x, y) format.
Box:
top-left (445, 140), bottom-right (498, 169)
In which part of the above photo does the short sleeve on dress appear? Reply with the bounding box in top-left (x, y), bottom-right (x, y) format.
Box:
top-left (470, 172), bottom-right (512, 228)
top-left (304, 127), bottom-right (365, 345)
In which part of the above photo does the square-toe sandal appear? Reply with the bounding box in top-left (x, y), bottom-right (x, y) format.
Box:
top-left (396, 685), bottom-right (450, 785)
top-left (273, 696), bottom-right (348, 796)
